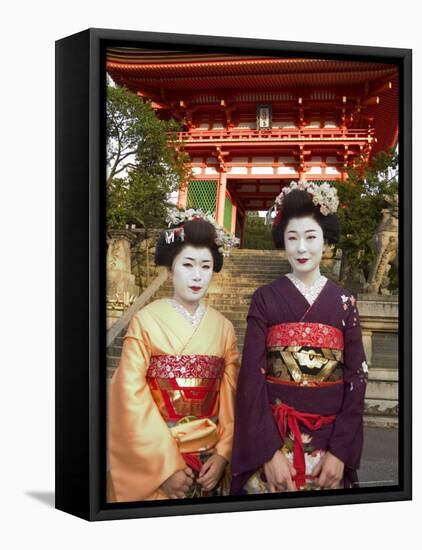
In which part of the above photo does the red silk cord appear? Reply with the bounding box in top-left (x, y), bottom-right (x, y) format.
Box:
top-left (271, 402), bottom-right (336, 488)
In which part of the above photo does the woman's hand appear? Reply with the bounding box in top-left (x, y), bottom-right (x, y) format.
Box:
top-left (311, 451), bottom-right (344, 489)
top-left (263, 450), bottom-right (296, 492)
top-left (197, 453), bottom-right (228, 491)
top-left (160, 467), bottom-right (194, 499)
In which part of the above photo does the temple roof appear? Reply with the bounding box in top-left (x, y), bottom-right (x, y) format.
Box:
top-left (107, 49), bottom-right (396, 88)
top-left (106, 48), bottom-right (399, 155)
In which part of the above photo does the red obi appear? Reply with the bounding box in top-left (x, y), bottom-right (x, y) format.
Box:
top-left (266, 322), bottom-right (344, 350)
top-left (146, 355), bottom-right (225, 424)
top-left (265, 322), bottom-right (345, 385)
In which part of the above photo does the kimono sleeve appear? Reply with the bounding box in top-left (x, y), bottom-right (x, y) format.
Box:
top-left (328, 295), bottom-right (368, 470)
top-left (215, 321), bottom-right (240, 462)
top-left (230, 289), bottom-right (282, 493)
top-left (108, 313), bottom-right (186, 502)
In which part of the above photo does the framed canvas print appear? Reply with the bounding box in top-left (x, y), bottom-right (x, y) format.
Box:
top-left (55, 28), bottom-right (412, 521)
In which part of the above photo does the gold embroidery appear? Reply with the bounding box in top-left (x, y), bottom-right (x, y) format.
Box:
top-left (149, 377), bottom-right (221, 419)
top-left (292, 349), bottom-right (330, 370)
top-left (281, 350), bottom-right (304, 383)
top-left (175, 378), bottom-right (215, 387)
top-left (267, 346), bottom-right (343, 384)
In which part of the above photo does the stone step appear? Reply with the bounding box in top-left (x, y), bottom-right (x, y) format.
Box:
top-left (206, 293), bottom-right (253, 300)
top-left (365, 380), bottom-right (398, 401)
top-left (208, 304), bottom-right (250, 312)
top-left (208, 283), bottom-right (270, 290)
top-left (207, 300), bottom-right (250, 307)
top-left (220, 313), bottom-right (248, 321)
top-left (108, 344), bottom-right (124, 357)
top-left (107, 356), bottom-right (120, 370)
top-left (221, 271), bottom-right (286, 277)
top-left (220, 267), bottom-right (286, 271)
top-left (364, 398), bottom-right (398, 419)
top-left (229, 250), bottom-right (286, 256)
top-left (363, 415), bottom-right (398, 428)
top-left (229, 322), bottom-right (247, 330)
top-left (223, 257), bottom-right (287, 263)
top-left (212, 278), bottom-right (283, 285)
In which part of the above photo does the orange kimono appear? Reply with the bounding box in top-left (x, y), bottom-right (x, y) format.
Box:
top-left (108, 298), bottom-right (240, 502)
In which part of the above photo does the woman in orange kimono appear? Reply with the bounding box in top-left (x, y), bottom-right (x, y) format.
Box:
top-left (108, 212), bottom-right (240, 502)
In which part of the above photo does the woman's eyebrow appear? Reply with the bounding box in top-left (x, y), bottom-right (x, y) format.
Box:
top-left (183, 257), bottom-right (211, 262)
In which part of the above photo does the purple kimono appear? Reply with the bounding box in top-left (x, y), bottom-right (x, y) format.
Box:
top-left (231, 275), bottom-right (368, 494)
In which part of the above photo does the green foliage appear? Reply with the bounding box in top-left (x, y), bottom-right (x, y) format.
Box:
top-left (332, 148), bottom-right (398, 283)
top-left (106, 85), bottom-right (189, 231)
top-left (243, 213), bottom-right (273, 249)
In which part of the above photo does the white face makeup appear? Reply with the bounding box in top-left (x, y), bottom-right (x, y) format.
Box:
top-left (170, 245), bottom-right (214, 312)
top-left (284, 216), bottom-right (325, 284)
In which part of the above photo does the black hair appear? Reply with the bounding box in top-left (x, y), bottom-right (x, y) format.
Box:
top-left (155, 218), bottom-right (224, 272)
top-left (272, 189), bottom-right (340, 249)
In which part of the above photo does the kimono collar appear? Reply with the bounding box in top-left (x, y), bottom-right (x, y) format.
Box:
top-left (165, 298), bottom-right (207, 327)
top-left (285, 273), bottom-right (328, 306)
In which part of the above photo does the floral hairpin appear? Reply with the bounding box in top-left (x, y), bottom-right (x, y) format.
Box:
top-left (164, 208), bottom-right (240, 255)
top-left (265, 180), bottom-right (339, 226)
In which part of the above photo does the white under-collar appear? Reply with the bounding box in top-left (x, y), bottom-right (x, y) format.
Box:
top-left (165, 298), bottom-right (207, 327)
top-left (285, 273), bottom-right (328, 306)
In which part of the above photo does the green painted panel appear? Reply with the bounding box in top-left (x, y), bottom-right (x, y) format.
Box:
top-left (224, 195), bottom-right (233, 232)
top-left (186, 180), bottom-right (217, 215)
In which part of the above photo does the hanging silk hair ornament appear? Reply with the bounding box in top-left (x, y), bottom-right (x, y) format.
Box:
top-left (273, 208), bottom-right (284, 227)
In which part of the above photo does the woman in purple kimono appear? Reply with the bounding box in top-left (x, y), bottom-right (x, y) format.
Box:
top-left (231, 181), bottom-right (368, 494)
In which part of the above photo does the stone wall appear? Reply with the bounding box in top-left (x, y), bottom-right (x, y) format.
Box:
top-left (358, 295), bottom-right (399, 427)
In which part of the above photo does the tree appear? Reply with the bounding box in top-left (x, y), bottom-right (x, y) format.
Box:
top-left (333, 148), bottom-right (398, 286)
top-left (106, 84), bottom-right (189, 230)
top-left (243, 212), bottom-right (273, 249)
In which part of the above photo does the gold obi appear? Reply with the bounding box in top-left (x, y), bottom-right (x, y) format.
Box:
top-left (148, 376), bottom-right (222, 424)
top-left (266, 346), bottom-right (344, 385)
top-left (146, 354), bottom-right (225, 425)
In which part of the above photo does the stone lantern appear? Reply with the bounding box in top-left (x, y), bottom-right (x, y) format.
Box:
top-left (106, 229), bottom-right (139, 328)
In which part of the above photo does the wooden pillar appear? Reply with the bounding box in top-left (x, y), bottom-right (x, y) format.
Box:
top-left (298, 169), bottom-right (306, 182)
top-left (240, 211), bottom-right (246, 248)
top-left (216, 171), bottom-right (227, 226)
top-left (230, 202), bottom-right (237, 234)
top-left (177, 181), bottom-right (188, 208)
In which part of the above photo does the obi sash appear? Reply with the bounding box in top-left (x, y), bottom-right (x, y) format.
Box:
top-left (265, 323), bottom-right (344, 488)
top-left (146, 354), bottom-right (225, 468)
top-left (266, 322), bottom-right (345, 386)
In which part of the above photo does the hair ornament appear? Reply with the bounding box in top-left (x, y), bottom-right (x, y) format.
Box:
top-left (273, 208), bottom-right (284, 227)
top-left (164, 207), bottom-right (240, 255)
top-left (266, 180), bottom-right (339, 225)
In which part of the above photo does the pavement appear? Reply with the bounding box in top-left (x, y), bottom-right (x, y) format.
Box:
top-left (359, 426), bottom-right (399, 487)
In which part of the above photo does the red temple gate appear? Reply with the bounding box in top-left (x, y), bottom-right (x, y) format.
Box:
top-left (107, 49), bottom-right (398, 242)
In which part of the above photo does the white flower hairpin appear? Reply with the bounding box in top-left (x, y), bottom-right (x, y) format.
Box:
top-left (266, 180), bottom-right (340, 225)
top-left (164, 207), bottom-right (240, 255)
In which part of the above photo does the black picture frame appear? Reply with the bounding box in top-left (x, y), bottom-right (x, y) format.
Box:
top-left (55, 28), bottom-right (412, 521)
